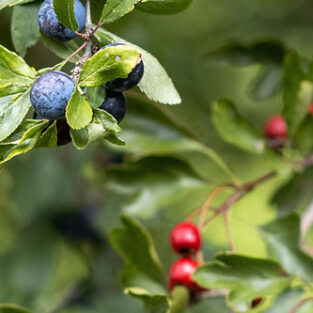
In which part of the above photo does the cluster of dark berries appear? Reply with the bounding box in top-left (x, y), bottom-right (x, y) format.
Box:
top-left (169, 222), bottom-right (203, 294)
top-left (30, 0), bottom-right (144, 143)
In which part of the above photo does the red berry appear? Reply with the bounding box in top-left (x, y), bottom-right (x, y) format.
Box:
top-left (309, 104), bottom-right (313, 115)
top-left (264, 115), bottom-right (287, 139)
top-left (170, 222), bottom-right (201, 255)
top-left (251, 298), bottom-right (263, 308)
top-left (169, 257), bottom-right (199, 291)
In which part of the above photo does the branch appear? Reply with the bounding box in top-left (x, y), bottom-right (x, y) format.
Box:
top-left (288, 298), bottom-right (313, 313)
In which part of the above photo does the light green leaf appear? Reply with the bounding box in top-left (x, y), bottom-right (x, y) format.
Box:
top-left (136, 0), bottom-right (192, 15)
top-left (110, 215), bottom-right (166, 285)
top-left (11, 3), bottom-right (40, 57)
top-left (0, 90), bottom-right (31, 142)
top-left (168, 286), bottom-right (189, 313)
top-left (193, 254), bottom-right (291, 312)
top-left (66, 88), bottom-right (93, 130)
top-left (0, 303), bottom-right (32, 313)
top-left (86, 86), bottom-right (106, 108)
top-left (36, 121), bottom-right (58, 148)
top-left (78, 45), bottom-right (141, 87)
top-left (125, 288), bottom-right (170, 313)
top-left (259, 214), bottom-right (313, 282)
top-left (53, 0), bottom-right (78, 31)
top-left (212, 99), bottom-right (265, 154)
top-left (95, 29), bottom-right (182, 104)
top-left (100, 0), bottom-right (138, 24)
top-left (0, 0), bottom-right (36, 10)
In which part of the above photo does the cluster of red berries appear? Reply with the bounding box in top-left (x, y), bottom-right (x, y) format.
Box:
top-left (168, 222), bottom-right (203, 293)
top-left (264, 103), bottom-right (313, 147)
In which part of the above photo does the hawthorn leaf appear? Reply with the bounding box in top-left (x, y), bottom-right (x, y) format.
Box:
top-left (125, 288), bottom-right (170, 313)
top-left (0, 90), bottom-right (32, 142)
top-left (0, 303), bottom-right (32, 313)
top-left (110, 215), bottom-right (166, 285)
top-left (66, 88), bottom-right (93, 130)
top-left (95, 29), bottom-right (182, 104)
top-left (259, 214), bottom-right (313, 282)
top-left (282, 51), bottom-right (313, 135)
top-left (100, 0), bottom-right (139, 24)
top-left (193, 254), bottom-right (290, 312)
top-left (136, 0), bottom-right (192, 15)
top-left (212, 99), bottom-right (265, 154)
top-left (53, 0), bottom-right (78, 31)
top-left (11, 3), bottom-right (40, 57)
top-left (78, 45), bottom-right (141, 87)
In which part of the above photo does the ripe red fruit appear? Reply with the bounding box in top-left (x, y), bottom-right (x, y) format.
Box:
top-left (170, 222), bottom-right (201, 255)
top-left (309, 104), bottom-right (313, 115)
top-left (251, 298), bottom-right (263, 308)
top-left (169, 257), bottom-right (199, 291)
top-left (264, 115), bottom-right (287, 139)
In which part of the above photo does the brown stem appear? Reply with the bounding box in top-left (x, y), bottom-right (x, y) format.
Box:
top-left (288, 298), bottom-right (313, 313)
top-left (223, 210), bottom-right (235, 251)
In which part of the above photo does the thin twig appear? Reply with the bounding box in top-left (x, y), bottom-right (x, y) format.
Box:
top-left (288, 298), bottom-right (313, 313)
top-left (223, 210), bottom-right (234, 251)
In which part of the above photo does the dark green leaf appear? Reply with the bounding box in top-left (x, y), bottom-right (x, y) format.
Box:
top-left (259, 214), bottom-right (313, 282)
top-left (95, 29), bottom-right (182, 105)
top-left (193, 254), bottom-right (290, 312)
top-left (78, 45), bottom-right (141, 87)
top-left (212, 99), bottom-right (265, 154)
top-left (90, 0), bottom-right (106, 23)
top-left (36, 121), bottom-right (58, 148)
top-left (110, 215), bottom-right (166, 285)
top-left (295, 114), bottom-right (313, 152)
top-left (100, 0), bottom-right (138, 24)
top-left (11, 3), bottom-right (40, 57)
top-left (169, 286), bottom-right (189, 313)
top-left (53, 0), bottom-right (78, 32)
top-left (136, 0), bottom-right (192, 15)
top-left (66, 88), bottom-right (93, 130)
top-left (0, 304), bottom-right (32, 313)
top-left (0, 0), bottom-right (36, 11)
top-left (125, 288), bottom-right (169, 313)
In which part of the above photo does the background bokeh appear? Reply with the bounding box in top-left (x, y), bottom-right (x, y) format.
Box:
top-left (1, 0), bottom-right (313, 312)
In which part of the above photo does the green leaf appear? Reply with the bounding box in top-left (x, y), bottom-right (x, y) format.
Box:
top-left (40, 34), bottom-right (81, 63)
top-left (95, 29), bottom-right (182, 104)
top-left (36, 121), bottom-right (58, 148)
top-left (0, 90), bottom-right (32, 142)
top-left (259, 214), bottom-right (313, 282)
top-left (168, 286), bottom-right (189, 313)
top-left (86, 86), bottom-right (106, 108)
top-left (193, 253), bottom-right (290, 312)
top-left (125, 288), bottom-right (170, 313)
top-left (90, 0), bottom-right (106, 23)
top-left (53, 0), bottom-right (78, 32)
top-left (66, 88), bottom-right (93, 130)
top-left (106, 157), bottom-right (207, 219)
top-left (212, 99), bottom-right (265, 154)
top-left (0, 303), bottom-right (32, 313)
top-left (282, 51), bottom-right (313, 135)
top-left (0, 119), bottom-right (49, 165)
top-left (136, 0), bottom-right (192, 15)
top-left (70, 107), bottom-right (123, 149)
top-left (271, 167), bottom-right (313, 217)
top-left (100, 0), bottom-right (138, 24)
top-left (11, 3), bottom-right (40, 57)
top-left (0, 0), bottom-right (36, 11)
top-left (295, 114), bottom-right (313, 152)
top-left (110, 215), bottom-right (166, 285)
top-left (207, 39), bottom-right (287, 66)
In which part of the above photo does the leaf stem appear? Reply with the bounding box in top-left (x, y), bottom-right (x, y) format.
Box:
top-left (288, 297), bottom-right (313, 313)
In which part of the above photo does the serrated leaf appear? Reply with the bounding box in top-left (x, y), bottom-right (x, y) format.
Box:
top-left (110, 215), bottom-right (166, 285)
top-left (66, 88), bottom-right (93, 130)
top-left (125, 288), bottom-right (170, 313)
top-left (282, 51), bottom-right (313, 135)
top-left (11, 3), bottom-right (40, 57)
top-left (0, 119), bottom-right (49, 165)
top-left (271, 167), bottom-right (313, 217)
top-left (212, 99), bottom-right (265, 154)
top-left (0, 303), bottom-right (32, 313)
top-left (0, 90), bottom-right (31, 142)
top-left (100, 0), bottom-right (138, 24)
top-left (193, 254), bottom-right (290, 312)
top-left (40, 34), bottom-right (81, 63)
top-left (53, 0), bottom-right (78, 31)
top-left (78, 45), bottom-right (141, 87)
top-left (106, 157), bottom-right (207, 218)
top-left (70, 107), bottom-right (123, 149)
top-left (136, 0), bottom-right (192, 15)
top-left (259, 214), bottom-right (313, 282)
top-left (95, 29), bottom-right (181, 105)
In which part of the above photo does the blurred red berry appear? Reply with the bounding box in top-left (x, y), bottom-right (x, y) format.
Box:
top-left (264, 115), bottom-right (287, 139)
top-left (170, 222), bottom-right (201, 255)
top-left (309, 104), bottom-right (313, 115)
top-left (169, 257), bottom-right (199, 291)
